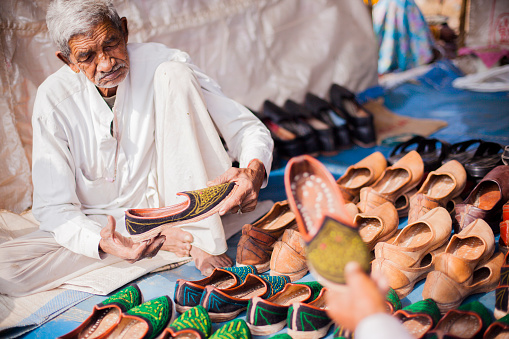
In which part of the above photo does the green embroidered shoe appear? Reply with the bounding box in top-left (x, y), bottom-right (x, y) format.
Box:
top-left (168, 305), bottom-right (212, 338)
top-left (58, 283), bottom-right (143, 339)
top-left (385, 287), bottom-right (402, 314)
top-left (209, 319), bottom-right (252, 339)
top-left (485, 312), bottom-right (509, 338)
top-left (108, 295), bottom-right (175, 339)
top-left (393, 298), bottom-right (441, 339)
top-left (268, 334), bottom-right (292, 339)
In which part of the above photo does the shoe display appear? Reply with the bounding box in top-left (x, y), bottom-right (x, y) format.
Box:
top-left (58, 284), bottom-right (143, 339)
top-left (423, 301), bottom-right (492, 339)
top-left (484, 313), bottom-right (509, 338)
top-left (354, 201), bottom-right (399, 252)
top-left (270, 228), bottom-right (308, 281)
top-left (160, 305), bottom-right (211, 339)
top-left (329, 83), bottom-right (376, 147)
top-left (408, 160), bottom-right (467, 223)
top-left (284, 99), bottom-right (338, 154)
top-left (304, 92), bottom-right (352, 150)
top-left (236, 200), bottom-right (296, 273)
top-left (286, 288), bottom-right (332, 339)
top-left (357, 150), bottom-right (424, 213)
top-left (200, 273), bottom-right (290, 322)
top-left (336, 151), bottom-right (387, 203)
top-left (209, 319), bottom-right (252, 339)
top-left (454, 165), bottom-right (509, 234)
top-left (245, 281), bottom-right (322, 335)
top-left (393, 299), bottom-right (441, 339)
top-left (107, 295), bottom-right (175, 339)
top-left (125, 182), bottom-right (237, 242)
top-left (174, 265), bottom-right (257, 313)
top-left (284, 155), bottom-right (370, 287)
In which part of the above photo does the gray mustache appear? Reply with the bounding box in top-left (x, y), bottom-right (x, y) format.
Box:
top-left (96, 62), bottom-right (126, 82)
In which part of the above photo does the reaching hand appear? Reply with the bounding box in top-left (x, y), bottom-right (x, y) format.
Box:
top-left (207, 159), bottom-right (265, 215)
top-left (99, 215), bottom-right (166, 263)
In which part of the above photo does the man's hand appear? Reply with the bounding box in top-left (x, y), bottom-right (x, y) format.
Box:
top-left (207, 159), bottom-right (265, 215)
top-left (99, 215), bottom-right (166, 263)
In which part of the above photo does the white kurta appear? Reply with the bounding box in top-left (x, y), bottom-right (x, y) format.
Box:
top-left (31, 42), bottom-right (273, 260)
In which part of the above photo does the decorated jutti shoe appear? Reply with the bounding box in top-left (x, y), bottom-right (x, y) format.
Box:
top-left (160, 305), bottom-right (211, 339)
top-left (284, 155), bottom-right (370, 288)
top-left (484, 313), bottom-right (509, 338)
top-left (245, 281), bottom-right (323, 335)
top-left (286, 288), bottom-right (332, 339)
top-left (200, 273), bottom-right (290, 323)
top-left (385, 287), bottom-right (402, 314)
top-left (174, 265), bottom-right (257, 313)
top-left (393, 299), bottom-right (441, 339)
top-left (126, 182), bottom-right (237, 242)
top-left (209, 319), bottom-right (252, 339)
top-left (107, 296), bottom-right (175, 339)
top-left (58, 284), bottom-right (143, 339)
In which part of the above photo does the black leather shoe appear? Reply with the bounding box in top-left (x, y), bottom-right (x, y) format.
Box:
top-left (263, 100), bottom-right (321, 155)
top-left (250, 108), bottom-right (304, 159)
top-left (329, 84), bottom-right (376, 147)
top-left (305, 92), bottom-right (352, 150)
top-left (283, 99), bottom-right (337, 154)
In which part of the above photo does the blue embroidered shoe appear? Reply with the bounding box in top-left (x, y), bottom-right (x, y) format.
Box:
top-left (174, 265), bottom-right (257, 313)
top-left (245, 281), bottom-right (323, 335)
top-left (200, 273), bottom-right (290, 323)
top-left (209, 319), bottom-right (252, 339)
top-left (58, 284), bottom-right (143, 339)
top-left (287, 288), bottom-right (333, 339)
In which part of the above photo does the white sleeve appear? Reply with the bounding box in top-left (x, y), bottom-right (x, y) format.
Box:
top-left (355, 313), bottom-right (414, 339)
top-left (189, 64), bottom-right (274, 188)
top-left (31, 110), bottom-right (103, 260)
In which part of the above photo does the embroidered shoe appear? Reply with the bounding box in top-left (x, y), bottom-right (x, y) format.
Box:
top-left (286, 288), bottom-right (332, 339)
top-left (161, 305), bottom-right (211, 339)
top-left (284, 155), bottom-right (370, 288)
top-left (174, 265), bottom-right (257, 313)
top-left (245, 281), bottom-right (323, 335)
top-left (58, 284), bottom-right (143, 339)
top-left (209, 319), bottom-right (252, 339)
top-left (126, 182), bottom-right (237, 242)
top-left (393, 299), bottom-right (441, 339)
top-left (108, 295), bottom-right (175, 339)
top-left (200, 273), bottom-right (290, 323)
top-left (484, 313), bottom-right (509, 338)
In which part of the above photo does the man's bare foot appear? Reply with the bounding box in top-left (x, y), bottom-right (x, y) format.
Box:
top-left (160, 227), bottom-right (193, 257)
top-left (190, 246), bottom-right (233, 276)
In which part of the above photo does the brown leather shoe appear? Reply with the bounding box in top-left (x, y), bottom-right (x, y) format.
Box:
top-left (236, 200), bottom-right (296, 272)
top-left (408, 160), bottom-right (467, 223)
top-left (354, 202), bottom-right (399, 251)
top-left (357, 150), bottom-right (424, 213)
top-left (454, 165), bottom-right (509, 234)
top-left (394, 188), bottom-right (417, 218)
top-left (270, 229), bottom-right (308, 281)
top-left (423, 251), bottom-right (503, 313)
top-left (336, 151), bottom-right (387, 203)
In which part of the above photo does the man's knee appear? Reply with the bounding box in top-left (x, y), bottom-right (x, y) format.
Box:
top-left (0, 256), bottom-right (33, 296)
top-left (155, 61), bottom-right (195, 84)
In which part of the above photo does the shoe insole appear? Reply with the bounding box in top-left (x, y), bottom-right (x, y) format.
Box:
top-left (211, 276), bottom-right (236, 289)
top-left (450, 237), bottom-right (484, 261)
top-left (401, 316), bottom-right (432, 338)
top-left (397, 223), bottom-right (431, 249)
top-left (344, 100), bottom-right (369, 118)
top-left (474, 182), bottom-right (501, 210)
top-left (305, 117), bottom-right (329, 130)
top-left (358, 217), bottom-right (381, 244)
top-left (372, 169), bottom-right (409, 195)
top-left (109, 317), bottom-right (148, 338)
top-left (338, 168), bottom-right (371, 189)
top-left (439, 313), bottom-right (480, 337)
top-left (421, 175), bottom-right (455, 199)
top-left (79, 308), bottom-right (121, 339)
top-left (233, 282), bottom-right (265, 299)
top-left (262, 205), bottom-right (295, 230)
top-left (271, 286), bottom-right (310, 306)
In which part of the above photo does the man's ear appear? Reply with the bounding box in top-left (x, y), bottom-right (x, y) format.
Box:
top-left (56, 51), bottom-right (80, 73)
top-left (120, 17), bottom-right (128, 43)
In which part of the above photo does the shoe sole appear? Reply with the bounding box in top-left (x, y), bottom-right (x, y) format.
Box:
top-left (287, 322), bottom-right (333, 339)
top-left (247, 320), bottom-right (286, 336)
top-left (270, 267), bottom-right (308, 282)
top-left (207, 308), bottom-right (246, 323)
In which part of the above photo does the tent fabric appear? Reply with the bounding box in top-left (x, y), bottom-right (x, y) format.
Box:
top-left (0, 0), bottom-right (379, 213)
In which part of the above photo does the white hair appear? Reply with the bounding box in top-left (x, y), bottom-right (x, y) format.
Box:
top-left (46, 0), bottom-right (123, 58)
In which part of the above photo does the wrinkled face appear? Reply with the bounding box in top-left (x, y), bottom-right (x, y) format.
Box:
top-left (67, 19), bottom-right (129, 90)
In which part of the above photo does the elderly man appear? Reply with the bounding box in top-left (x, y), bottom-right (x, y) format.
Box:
top-left (0, 0), bottom-right (273, 296)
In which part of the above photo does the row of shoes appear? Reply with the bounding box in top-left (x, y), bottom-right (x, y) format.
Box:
top-left (251, 83), bottom-right (376, 168)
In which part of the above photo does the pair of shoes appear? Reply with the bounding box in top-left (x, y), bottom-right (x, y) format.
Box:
top-left (125, 182), bottom-right (237, 242)
top-left (408, 160), bottom-right (467, 224)
top-left (236, 200), bottom-right (296, 273)
top-left (423, 219), bottom-right (501, 313)
top-left (245, 281), bottom-right (323, 335)
top-left (174, 265), bottom-right (257, 313)
top-left (393, 299), bottom-right (442, 339)
top-left (454, 165), bottom-right (509, 234)
top-left (372, 207), bottom-right (452, 298)
top-left (200, 273), bottom-right (290, 322)
top-left (336, 151), bottom-right (387, 204)
top-left (424, 301), bottom-right (492, 339)
top-left (270, 228), bottom-right (308, 281)
top-left (389, 135), bottom-right (450, 173)
top-left (304, 92), bottom-right (352, 150)
top-left (329, 84), bottom-right (376, 147)
top-left (357, 150), bottom-right (424, 214)
top-left (284, 155), bottom-right (371, 287)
